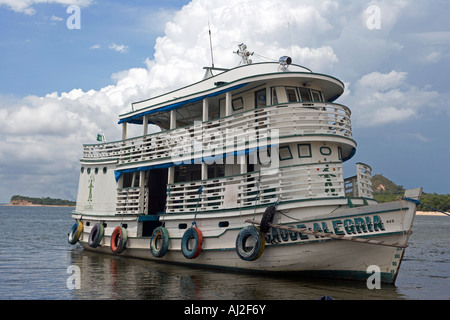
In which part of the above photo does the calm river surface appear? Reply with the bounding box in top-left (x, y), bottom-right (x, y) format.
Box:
top-left (0, 206), bottom-right (448, 300)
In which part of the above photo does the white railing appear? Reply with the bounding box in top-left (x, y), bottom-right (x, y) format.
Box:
top-left (81, 102), bottom-right (352, 164)
top-left (166, 162), bottom-right (345, 214)
top-left (116, 187), bottom-right (148, 214)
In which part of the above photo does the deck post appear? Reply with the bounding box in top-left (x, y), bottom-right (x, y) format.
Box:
top-left (121, 122), bottom-right (127, 140)
top-left (143, 115), bottom-right (149, 135)
top-left (202, 98), bottom-right (209, 180)
top-left (225, 91), bottom-right (232, 116)
top-left (168, 110), bottom-right (177, 184)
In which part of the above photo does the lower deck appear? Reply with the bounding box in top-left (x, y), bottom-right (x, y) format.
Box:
top-left (70, 192), bottom-right (421, 284)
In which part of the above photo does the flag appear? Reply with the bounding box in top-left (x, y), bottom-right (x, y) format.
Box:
top-left (96, 134), bottom-right (103, 142)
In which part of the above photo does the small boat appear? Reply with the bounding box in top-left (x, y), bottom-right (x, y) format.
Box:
top-left (69, 43), bottom-right (422, 284)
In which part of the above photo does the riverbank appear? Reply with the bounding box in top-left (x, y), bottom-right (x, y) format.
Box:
top-left (1, 204), bottom-right (75, 207)
top-left (1, 201), bottom-right (74, 208)
top-left (4, 196), bottom-right (76, 207)
top-left (416, 211), bottom-right (448, 216)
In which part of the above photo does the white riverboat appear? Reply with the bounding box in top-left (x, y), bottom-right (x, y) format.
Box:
top-left (69, 44), bottom-right (422, 284)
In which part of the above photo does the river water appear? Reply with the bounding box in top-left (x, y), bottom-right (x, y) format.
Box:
top-left (0, 206), bottom-right (448, 301)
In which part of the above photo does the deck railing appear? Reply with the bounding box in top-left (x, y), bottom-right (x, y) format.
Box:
top-left (82, 102), bottom-right (352, 165)
top-left (165, 162), bottom-right (345, 214)
top-left (116, 187), bottom-right (148, 214)
top-left (112, 161), bottom-right (374, 215)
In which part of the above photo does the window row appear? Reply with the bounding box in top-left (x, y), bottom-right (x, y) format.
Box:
top-left (271, 86), bottom-right (324, 105)
top-left (80, 167), bottom-right (108, 175)
top-left (279, 144), bottom-right (343, 161)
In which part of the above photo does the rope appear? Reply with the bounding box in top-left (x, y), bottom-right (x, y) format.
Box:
top-left (402, 197), bottom-right (450, 217)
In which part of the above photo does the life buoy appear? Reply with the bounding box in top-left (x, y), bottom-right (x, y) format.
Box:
top-left (68, 220), bottom-right (83, 245)
top-left (260, 205), bottom-right (276, 233)
top-left (111, 226), bottom-right (127, 254)
top-left (88, 223), bottom-right (104, 248)
top-left (150, 226), bottom-right (170, 258)
top-left (181, 227), bottom-right (203, 259)
top-left (236, 225), bottom-right (265, 261)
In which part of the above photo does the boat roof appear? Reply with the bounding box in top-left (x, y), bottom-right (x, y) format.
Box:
top-left (119, 62), bottom-right (345, 125)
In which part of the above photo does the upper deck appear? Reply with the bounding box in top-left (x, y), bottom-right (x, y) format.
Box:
top-left (82, 60), bottom-right (356, 174)
top-left (118, 62), bottom-right (345, 128)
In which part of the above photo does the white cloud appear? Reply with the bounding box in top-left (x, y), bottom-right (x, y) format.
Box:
top-left (109, 43), bottom-right (129, 54)
top-left (423, 51), bottom-right (443, 64)
top-left (342, 70), bottom-right (441, 127)
top-left (356, 71), bottom-right (407, 92)
top-left (0, 0), bottom-right (92, 15)
top-left (90, 44), bottom-right (101, 50)
top-left (50, 15), bottom-right (63, 22)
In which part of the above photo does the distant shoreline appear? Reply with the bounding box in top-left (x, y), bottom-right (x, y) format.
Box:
top-left (416, 211), bottom-right (448, 216)
top-left (1, 203), bottom-right (75, 208)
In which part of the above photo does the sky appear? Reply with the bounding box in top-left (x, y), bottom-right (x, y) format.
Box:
top-left (0, 0), bottom-right (449, 203)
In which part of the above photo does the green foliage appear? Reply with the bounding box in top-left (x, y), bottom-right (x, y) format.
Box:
top-left (372, 174), bottom-right (405, 195)
top-left (418, 193), bottom-right (450, 213)
top-left (10, 195), bottom-right (76, 206)
top-left (372, 174), bottom-right (449, 212)
top-left (372, 174), bottom-right (404, 203)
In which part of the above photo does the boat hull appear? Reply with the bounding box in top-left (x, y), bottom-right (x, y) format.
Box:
top-left (75, 195), bottom-right (419, 285)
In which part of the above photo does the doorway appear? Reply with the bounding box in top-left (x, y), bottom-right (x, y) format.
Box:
top-left (147, 168), bottom-right (169, 215)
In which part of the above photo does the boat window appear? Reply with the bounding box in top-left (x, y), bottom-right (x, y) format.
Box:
top-left (311, 90), bottom-right (323, 102)
top-left (122, 173), bottom-right (133, 188)
top-left (299, 88), bottom-right (311, 102)
top-left (232, 97), bottom-right (244, 111)
top-left (286, 87), bottom-right (298, 102)
top-left (122, 172), bottom-right (140, 188)
top-left (218, 221), bottom-right (229, 228)
top-left (208, 163), bottom-right (225, 179)
top-left (255, 89), bottom-right (266, 108)
top-left (279, 146), bottom-right (293, 161)
top-left (271, 87), bottom-right (278, 105)
top-left (174, 164), bottom-right (201, 183)
top-left (298, 144), bottom-right (312, 158)
top-left (320, 146), bottom-right (332, 156)
top-left (134, 172), bottom-right (140, 187)
top-left (209, 101), bottom-right (220, 121)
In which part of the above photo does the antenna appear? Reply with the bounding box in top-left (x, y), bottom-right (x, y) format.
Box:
top-left (288, 20), bottom-right (293, 58)
top-left (208, 19), bottom-right (215, 68)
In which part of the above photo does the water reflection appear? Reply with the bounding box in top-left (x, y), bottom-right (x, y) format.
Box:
top-left (67, 246), bottom-right (406, 300)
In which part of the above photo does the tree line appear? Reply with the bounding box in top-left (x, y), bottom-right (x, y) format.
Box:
top-left (10, 195), bottom-right (76, 206)
top-left (372, 174), bottom-right (449, 212)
